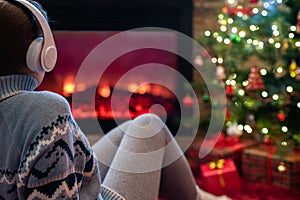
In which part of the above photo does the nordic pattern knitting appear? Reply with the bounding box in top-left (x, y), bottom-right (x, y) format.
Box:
top-left (0, 74), bottom-right (102, 199)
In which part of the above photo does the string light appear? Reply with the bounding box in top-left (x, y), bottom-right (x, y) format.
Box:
top-left (247, 39), bottom-right (253, 44)
top-left (230, 80), bottom-right (237, 86)
top-left (275, 42), bottom-right (281, 48)
top-left (252, 8), bottom-right (259, 14)
top-left (260, 68), bottom-right (267, 76)
top-left (238, 89), bottom-right (245, 96)
top-left (281, 126), bottom-right (288, 133)
top-left (213, 32), bottom-right (219, 38)
top-left (261, 10), bottom-right (268, 16)
top-left (242, 80), bottom-right (249, 87)
top-left (217, 36), bottom-right (223, 42)
top-left (211, 57), bottom-right (218, 63)
top-left (263, 2), bottom-right (270, 9)
top-left (231, 27), bottom-right (238, 33)
top-left (290, 26), bottom-right (297, 32)
top-left (218, 57), bottom-right (224, 63)
top-left (239, 31), bottom-right (246, 38)
top-left (289, 33), bottom-right (294, 39)
top-left (224, 38), bottom-right (231, 44)
top-left (204, 30), bottom-right (211, 36)
top-left (286, 86), bottom-right (293, 93)
top-left (250, 25), bottom-right (257, 31)
top-left (238, 124), bottom-right (244, 131)
top-left (261, 91), bottom-right (268, 98)
top-left (244, 125), bottom-right (253, 133)
top-left (295, 41), bottom-right (300, 47)
top-left (219, 19), bottom-right (227, 26)
top-left (228, 18), bottom-right (234, 24)
top-left (281, 141), bottom-right (287, 146)
top-left (273, 30), bottom-right (280, 36)
top-left (276, 67), bottom-right (283, 73)
top-left (297, 102), bottom-right (300, 108)
top-left (237, 12), bottom-right (243, 17)
top-left (258, 41), bottom-right (264, 49)
top-left (268, 38), bottom-right (275, 44)
top-left (220, 25), bottom-right (227, 32)
top-left (262, 128), bottom-right (269, 134)
top-left (271, 25), bottom-right (278, 31)
top-left (272, 94), bottom-right (279, 100)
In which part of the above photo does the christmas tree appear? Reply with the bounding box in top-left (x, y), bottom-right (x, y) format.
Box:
top-left (195, 0), bottom-right (300, 150)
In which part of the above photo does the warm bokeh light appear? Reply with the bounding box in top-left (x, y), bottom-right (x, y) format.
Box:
top-left (63, 76), bottom-right (75, 96)
top-left (98, 85), bottom-right (111, 98)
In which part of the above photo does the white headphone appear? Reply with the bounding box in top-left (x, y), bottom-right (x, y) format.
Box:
top-left (15, 0), bottom-right (57, 72)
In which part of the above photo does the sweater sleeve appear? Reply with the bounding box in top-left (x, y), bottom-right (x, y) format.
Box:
top-left (17, 114), bottom-right (102, 200)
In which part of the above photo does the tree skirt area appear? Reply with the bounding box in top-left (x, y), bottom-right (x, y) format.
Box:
top-left (196, 178), bottom-right (300, 200)
top-left (231, 179), bottom-right (300, 200)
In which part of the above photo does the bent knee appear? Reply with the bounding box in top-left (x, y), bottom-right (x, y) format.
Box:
top-left (133, 113), bottom-right (163, 127)
top-left (124, 113), bottom-right (166, 139)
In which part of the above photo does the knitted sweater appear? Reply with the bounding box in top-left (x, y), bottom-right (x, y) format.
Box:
top-left (0, 74), bottom-right (124, 200)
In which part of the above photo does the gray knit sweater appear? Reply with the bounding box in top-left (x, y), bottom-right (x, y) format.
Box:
top-left (0, 74), bottom-right (124, 200)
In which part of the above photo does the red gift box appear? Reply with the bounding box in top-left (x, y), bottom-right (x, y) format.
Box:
top-left (242, 144), bottom-right (300, 189)
top-left (199, 159), bottom-right (242, 196)
top-left (187, 132), bottom-right (257, 175)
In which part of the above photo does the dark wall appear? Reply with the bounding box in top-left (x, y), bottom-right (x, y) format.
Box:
top-left (38, 0), bottom-right (193, 34)
top-left (38, 0), bottom-right (193, 81)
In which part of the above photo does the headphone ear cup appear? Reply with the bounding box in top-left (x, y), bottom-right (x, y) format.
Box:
top-left (26, 37), bottom-right (43, 73)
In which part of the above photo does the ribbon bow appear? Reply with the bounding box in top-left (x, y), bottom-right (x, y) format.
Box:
top-left (208, 159), bottom-right (226, 188)
top-left (209, 159), bottom-right (225, 170)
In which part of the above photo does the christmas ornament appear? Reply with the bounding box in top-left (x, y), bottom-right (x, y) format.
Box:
top-left (226, 84), bottom-right (234, 97)
top-left (277, 162), bottom-right (287, 173)
top-left (227, 123), bottom-right (243, 136)
top-left (246, 65), bottom-right (265, 91)
top-left (194, 55), bottom-right (204, 66)
top-left (226, 107), bottom-right (231, 121)
top-left (182, 95), bottom-right (194, 108)
top-left (223, 0), bottom-right (259, 16)
top-left (203, 95), bottom-right (210, 102)
top-left (277, 110), bottom-right (286, 122)
top-left (212, 101), bottom-right (219, 108)
top-left (263, 135), bottom-right (271, 145)
top-left (216, 66), bottom-right (226, 81)
top-left (230, 34), bottom-right (241, 43)
top-left (289, 60), bottom-right (297, 78)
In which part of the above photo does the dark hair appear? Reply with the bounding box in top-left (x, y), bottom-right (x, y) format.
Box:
top-left (0, 0), bottom-right (48, 76)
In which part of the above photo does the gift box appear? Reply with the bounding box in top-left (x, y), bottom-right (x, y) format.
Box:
top-left (242, 144), bottom-right (300, 189)
top-left (186, 132), bottom-right (257, 176)
top-left (199, 159), bottom-right (242, 196)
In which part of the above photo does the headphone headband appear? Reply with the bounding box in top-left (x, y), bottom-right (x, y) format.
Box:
top-left (15, 0), bottom-right (57, 72)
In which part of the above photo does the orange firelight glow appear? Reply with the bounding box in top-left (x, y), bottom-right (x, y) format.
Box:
top-left (63, 76), bottom-right (75, 96)
top-left (98, 85), bottom-right (111, 98)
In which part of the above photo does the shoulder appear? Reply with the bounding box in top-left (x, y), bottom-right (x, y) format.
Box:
top-left (19, 90), bottom-right (71, 115)
top-left (9, 90), bottom-right (74, 135)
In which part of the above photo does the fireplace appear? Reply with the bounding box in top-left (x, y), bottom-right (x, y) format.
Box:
top-left (37, 0), bottom-right (193, 134)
